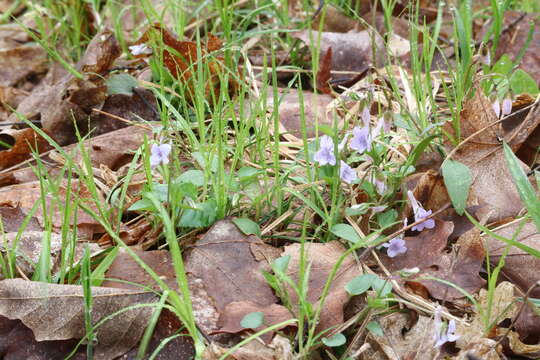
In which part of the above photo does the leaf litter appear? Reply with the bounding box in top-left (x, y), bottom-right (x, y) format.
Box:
top-left (0, 1), bottom-right (539, 359)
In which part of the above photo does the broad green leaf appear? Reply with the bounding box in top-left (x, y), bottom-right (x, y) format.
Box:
top-left (232, 218), bottom-right (261, 237)
top-left (128, 198), bottom-right (154, 211)
top-left (408, 135), bottom-right (438, 166)
top-left (345, 274), bottom-right (378, 295)
top-left (330, 224), bottom-right (361, 243)
top-left (178, 200), bottom-right (217, 228)
top-left (237, 167), bottom-right (262, 182)
top-left (322, 333), bottom-right (346, 347)
top-left (503, 143), bottom-right (540, 231)
top-left (366, 321), bottom-right (384, 336)
top-left (376, 209), bottom-right (397, 228)
top-left (106, 73), bottom-right (138, 95)
top-left (272, 255), bottom-right (291, 274)
top-left (510, 69), bottom-right (539, 95)
top-left (442, 159), bottom-right (472, 215)
top-left (491, 54), bottom-right (513, 75)
top-left (371, 277), bottom-right (393, 297)
top-left (240, 312), bottom-right (264, 329)
top-left (176, 170), bottom-right (205, 187)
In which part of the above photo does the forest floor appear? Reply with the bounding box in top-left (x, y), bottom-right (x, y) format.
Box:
top-left (0, 0), bottom-right (540, 359)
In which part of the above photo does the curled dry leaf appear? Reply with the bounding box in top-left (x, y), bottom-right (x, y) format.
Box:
top-left (0, 278), bottom-right (157, 359)
top-left (0, 180), bottom-right (104, 239)
top-left (362, 311), bottom-right (439, 360)
top-left (383, 220), bottom-right (486, 301)
top-left (283, 241), bottom-right (362, 333)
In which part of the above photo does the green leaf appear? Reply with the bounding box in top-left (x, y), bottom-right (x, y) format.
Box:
top-left (376, 209), bottom-right (397, 228)
top-left (330, 224), bottom-right (361, 243)
top-left (192, 152), bottom-right (218, 173)
top-left (345, 203), bottom-right (372, 217)
top-left (321, 333), bottom-right (346, 347)
top-left (178, 200), bottom-right (217, 228)
top-left (176, 170), bottom-right (205, 187)
top-left (371, 277), bottom-right (393, 297)
top-left (272, 255), bottom-right (290, 273)
top-left (441, 159), bottom-right (472, 215)
top-left (366, 321), bottom-right (384, 337)
top-left (345, 274), bottom-right (378, 295)
top-left (503, 143), bottom-right (540, 231)
top-left (232, 218), bottom-right (261, 237)
top-left (106, 73), bottom-right (138, 95)
top-left (492, 54), bottom-right (513, 75)
top-left (128, 198), bottom-right (154, 211)
top-left (237, 167), bottom-right (262, 182)
top-left (408, 135), bottom-right (438, 167)
top-left (510, 69), bottom-right (539, 95)
top-left (240, 312), bottom-right (264, 329)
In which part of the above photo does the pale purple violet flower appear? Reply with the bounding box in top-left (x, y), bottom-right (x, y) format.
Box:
top-left (373, 178), bottom-right (386, 195)
top-left (493, 98), bottom-right (512, 119)
top-left (339, 161), bottom-right (357, 184)
top-left (350, 125), bottom-right (371, 153)
top-left (501, 98), bottom-right (512, 116)
top-left (129, 44), bottom-right (152, 56)
top-left (407, 190), bottom-right (435, 231)
top-left (314, 135), bottom-right (336, 166)
top-left (492, 99), bottom-right (501, 118)
top-left (150, 143), bottom-right (171, 167)
top-left (383, 237), bottom-right (407, 257)
top-left (434, 306), bottom-right (459, 347)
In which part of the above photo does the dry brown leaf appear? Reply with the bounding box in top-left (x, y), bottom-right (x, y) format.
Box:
top-left (456, 281), bottom-right (516, 357)
top-left (292, 29), bottom-right (385, 84)
top-left (202, 334), bottom-right (294, 360)
top-left (500, 329), bottom-right (540, 359)
top-left (123, 308), bottom-right (196, 360)
top-left (140, 25), bottom-right (237, 102)
top-left (8, 31), bottom-right (122, 146)
top-left (184, 219), bottom-right (281, 316)
top-left (383, 220), bottom-right (485, 300)
top-left (283, 241), bottom-right (361, 333)
top-left (215, 301), bottom-right (293, 343)
top-left (488, 221), bottom-right (540, 298)
top-left (0, 128), bottom-right (52, 170)
top-left (0, 180), bottom-right (104, 239)
top-left (102, 249), bottom-right (177, 291)
top-left (0, 44), bottom-right (47, 87)
top-left (363, 312), bottom-right (439, 360)
top-left (0, 315), bottom-right (86, 360)
top-left (446, 87), bottom-right (533, 223)
top-left (0, 231), bottom-right (101, 279)
top-left (0, 278), bottom-right (157, 359)
top-left (264, 88), bottom-right (335, 138)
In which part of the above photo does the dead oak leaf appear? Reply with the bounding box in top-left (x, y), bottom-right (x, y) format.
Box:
top-left (445, 87), bottom-right (534, 223)
top-left (283, 241), bottom-right (362, 333)
top-left (184, 220), bottom-right (281, 314)
top-left (383, 220), bottom-right (485, 301)
top-left (0, 279), bottom-right (157, 360)
top-left (214, 301), bottom-right (293, 343)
